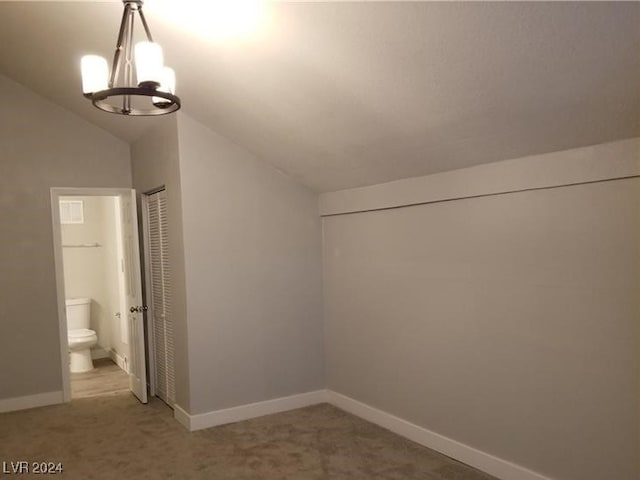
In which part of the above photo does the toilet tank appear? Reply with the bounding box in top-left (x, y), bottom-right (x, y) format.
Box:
top-left (65, 298), bottom-right (91, 330)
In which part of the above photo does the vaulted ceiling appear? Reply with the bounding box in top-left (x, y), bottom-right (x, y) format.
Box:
top-left (1, 1), bottom-right (638, 192)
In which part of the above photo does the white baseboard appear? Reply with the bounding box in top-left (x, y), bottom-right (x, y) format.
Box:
top-left (172, 389), bottom-right (551, 480)
top-left (326, 391), bottom-right (553, 480)
top-left (174, 390), bottom-right (328, 431)
top-left (109, 350), bottom-right (129, 373)
top-left (173, 404), bottom-right (191, 430)
top-left (0, 391), bottom-right (64, 414)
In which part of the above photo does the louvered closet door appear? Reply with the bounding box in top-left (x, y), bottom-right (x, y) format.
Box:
top-left (146, 189), bottom-right (176, 406)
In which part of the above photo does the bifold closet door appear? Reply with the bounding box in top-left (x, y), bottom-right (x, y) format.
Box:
top-left (146, 189), bottom-right (176, 406)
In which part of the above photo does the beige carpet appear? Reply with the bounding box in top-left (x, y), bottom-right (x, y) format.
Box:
top-left (0, 393), bottom-right (497, 480)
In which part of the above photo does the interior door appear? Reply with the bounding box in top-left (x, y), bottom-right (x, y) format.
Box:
top-left (145, 189), bottom-right (176, 407)
top-left (120, 189), bottom-right (148, 403)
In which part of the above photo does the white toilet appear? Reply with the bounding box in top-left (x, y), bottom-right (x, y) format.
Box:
top-left (66, 298), bottom-right (98, 373)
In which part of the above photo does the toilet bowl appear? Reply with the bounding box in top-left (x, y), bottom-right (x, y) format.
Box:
top-left (65, 298), bottom-right (98, 373)
top-left (68, 328), bottom-right (98, 373)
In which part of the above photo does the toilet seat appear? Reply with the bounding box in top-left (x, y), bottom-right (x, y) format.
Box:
top-left (69, 328), bottom-right (96, 340)
top-left (68, 328), bottom-right (97, 350)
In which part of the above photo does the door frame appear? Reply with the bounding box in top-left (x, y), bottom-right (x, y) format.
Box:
top-left (51, 187), bottom-right (140, 402)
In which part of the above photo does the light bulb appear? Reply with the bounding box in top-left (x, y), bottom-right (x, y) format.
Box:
top-left (81, 55), bottom-right (108, 94)
top-left (135, 41), bottom-right (164, 87)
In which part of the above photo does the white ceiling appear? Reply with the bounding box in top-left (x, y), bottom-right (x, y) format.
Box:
top-left (1, 1), bottom-right (638, 192)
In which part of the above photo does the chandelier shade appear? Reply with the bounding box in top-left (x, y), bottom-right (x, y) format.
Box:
top-left (134, 41), bottom-right (164, 87)
top-left (81, 0), bottom-right (180, 116)
top-left (81, 55), bottom-right (109, 94)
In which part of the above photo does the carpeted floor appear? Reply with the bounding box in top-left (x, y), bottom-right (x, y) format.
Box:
top-left (0, 393), bottom-right (497, 480)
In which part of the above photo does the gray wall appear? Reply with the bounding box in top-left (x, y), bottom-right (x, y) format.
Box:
top-left (322, 142), bottom-right (640, 480)
top-left (176, 113), bottom-right (325, 414)
top-left (0, 74), bottom-right (131, 400)
top-left (130, 116), bottom-right (191, 410)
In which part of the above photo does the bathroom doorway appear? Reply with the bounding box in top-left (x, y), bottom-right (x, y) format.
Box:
top-left (51, 188), bottom-right (148, 404)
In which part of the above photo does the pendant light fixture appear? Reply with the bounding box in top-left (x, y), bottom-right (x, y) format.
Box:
top-left (81, 0), bottom-right (180, 116)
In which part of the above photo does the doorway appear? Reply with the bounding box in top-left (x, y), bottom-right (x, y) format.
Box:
top-left (51, 188), bottom-right (147, 404)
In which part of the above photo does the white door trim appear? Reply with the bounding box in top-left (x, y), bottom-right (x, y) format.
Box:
top-left (50, 187), bottom-right (140, 403)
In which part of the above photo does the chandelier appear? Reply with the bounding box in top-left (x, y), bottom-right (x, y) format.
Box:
top-left (80, 0), bottom-right (180, 116)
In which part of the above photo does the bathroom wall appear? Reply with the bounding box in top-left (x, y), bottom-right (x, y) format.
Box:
top-left (61, 196), bottom-right (122, 360)
top-left (0, 74), bottom-right (131, 403)
top-left (100, 197), bottom-right (130, 370)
